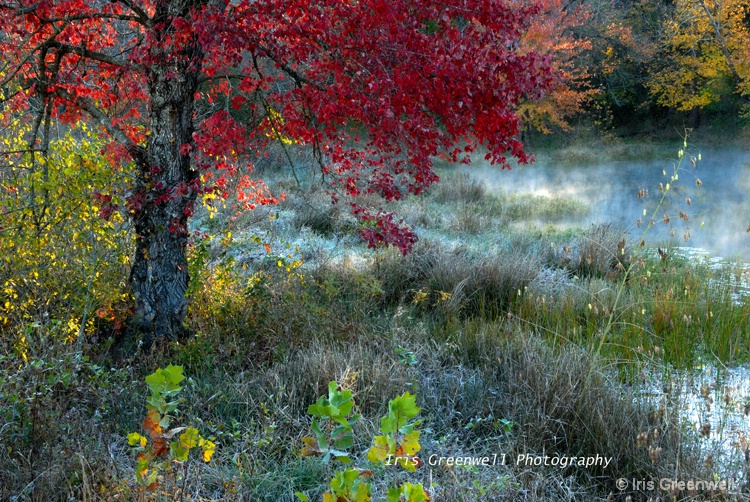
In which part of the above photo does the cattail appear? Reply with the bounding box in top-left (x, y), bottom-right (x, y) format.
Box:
top-left (637, 431), bottom-right (649, 448)
top-left (700, 423), bottom-right (711, 437)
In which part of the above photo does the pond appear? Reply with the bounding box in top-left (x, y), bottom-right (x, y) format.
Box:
top-left (460, 146), bottom-right (750, 479)
top-left (461, 147), bottom-right (750, 260)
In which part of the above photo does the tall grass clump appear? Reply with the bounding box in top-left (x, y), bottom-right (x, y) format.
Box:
top-left (543, 223), bottom-right (630, 280)
top-left (0, 328), bottom-right (139, 501)
top-left (167, 315), bottom-right (710, 501)
top-left (184, 249), bottom-right (367, 371)
top-left (491, 192), bottom-right (589, 222)
top-left (427, 171), bottom-right (486, 204)
top-left (292, 198), bottom-right (346, 237)
top-left (372, 239), bottom-right (540, 319)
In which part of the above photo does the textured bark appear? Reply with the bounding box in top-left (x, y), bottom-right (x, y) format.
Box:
top-left (129, 1), bottom-right (202, 346)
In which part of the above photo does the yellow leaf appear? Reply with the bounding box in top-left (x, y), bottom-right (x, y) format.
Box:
top-left (199, 438), bottom-right (216, 462)
top-left (367, 435), bottom-right (391, 463)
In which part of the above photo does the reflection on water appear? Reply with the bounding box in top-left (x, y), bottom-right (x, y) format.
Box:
top-left (461, 148), bottom-right (750, 259)
top-left (640, 364), bottom-right (750, 479)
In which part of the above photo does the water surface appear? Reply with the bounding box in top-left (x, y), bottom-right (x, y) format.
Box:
top-left (462, 148), bottom-right (750, 259)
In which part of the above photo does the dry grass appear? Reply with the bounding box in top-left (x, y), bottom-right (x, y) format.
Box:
top-left (427, 172), bottom-right (486, 204)
top-left (180, 317), bottom-right (704, 501)
top-left (0, 257), bottom-right (725, 501)
top-left (373, 239), bottom-right (540, 319)
top-left (544, 223), bottom-right (631, 280)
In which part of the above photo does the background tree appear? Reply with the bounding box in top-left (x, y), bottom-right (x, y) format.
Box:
top-left (516, 0), bottom-right (598, 135)
top-left (648, 0), bottom-right (750, 126)
top-left (0, 0), bottom-right (554, 345)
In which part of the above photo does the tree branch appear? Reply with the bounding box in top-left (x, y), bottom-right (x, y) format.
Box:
top-left (0, 26), bottom-right (53, 88)
top-left (48, 40), bottom-right (137, 70)
top-left (0, 2), bottom-right (40, 15)
top-left (114, 0), bottom-right (152, 26)
top-left (257, 45), bottom-right (324, 91)
top-left (41, 12), bottom-right (147, 25)
top-left (53, 87), bottom-right (147, 165)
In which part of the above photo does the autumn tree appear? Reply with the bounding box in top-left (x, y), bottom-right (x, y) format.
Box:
top-left (516, 0), bottom-right (597, 134)
top-left (0, 0), bottom-right (554, 345)
top-left (648, 0), bottom-right (750, 125)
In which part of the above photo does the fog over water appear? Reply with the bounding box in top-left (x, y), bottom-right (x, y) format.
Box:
top-left (460, 148), bottom-right (750, 472)
top-left (461, 148), bottom-right (750, 260)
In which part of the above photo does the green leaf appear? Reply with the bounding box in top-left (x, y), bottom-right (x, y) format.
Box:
top-left (146, 394), bottom-right (165, 412)
top-left (165, 399), bottom-right (183, 413)
top-left (328, 468), bottom-right (371, 501)
top-left (308, 381), bottom-right (355, 421)
top-left (310, 418), bottom-right (328, 450)
top-left (499, 418), bottom-right (515, 433)
top-left (135, 458), bottom-right (150, 482)
top-left (294, 493), bottom-right (310, 502)
top-left (387, 483), bottom-right (429, 502)
top-left (400, 430), bottom-right (421, 456)
top-left (145, 365), bottom-right (185, 398)
top-left (331, 450), bottom-right (352, 464)
top-left (381, 392), bottom-right (421, 434)
top-left (331, 424), bottom-right (354, 450)
top-left (328, 381), bottom-right (354, 415)
top-left (127, 432), bottom-right (147, 447)
top-left (387, 487), bottom-right (401, 502)
top-left (158, 414), bottom-right (171, 429)
top-left (179, 427), bottom-right (200, 449)
top-left (170, 441), bottom-right (190, 462)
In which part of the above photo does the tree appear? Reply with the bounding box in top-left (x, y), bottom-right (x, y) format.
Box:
top-left (0, 0), bottom-right (554, 345)
top-left (516, 0), bottom-right (597, 134)
top-left (648, 0), bottom-right (750, 123)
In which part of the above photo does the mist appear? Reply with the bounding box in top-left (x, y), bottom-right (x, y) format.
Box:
top-left (460, 148), bottom-right (750, 260)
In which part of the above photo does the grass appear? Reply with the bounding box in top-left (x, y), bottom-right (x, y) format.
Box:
top-left (3, 146), bottom-right (750, 500)
top-left (0, 312), bottom-right (713, 501)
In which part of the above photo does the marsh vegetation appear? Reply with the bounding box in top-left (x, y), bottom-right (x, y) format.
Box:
top-left (3, 139), bottom-right (750, 501)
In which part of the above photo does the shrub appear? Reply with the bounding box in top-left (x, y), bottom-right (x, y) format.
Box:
top-left (0, 126), bottom-right (133, 354)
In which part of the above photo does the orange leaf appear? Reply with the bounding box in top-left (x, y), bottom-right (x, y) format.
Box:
top-left (143, 410), bottom-right (163, 437)
top-left (152, 436), bottom-right (169, 458)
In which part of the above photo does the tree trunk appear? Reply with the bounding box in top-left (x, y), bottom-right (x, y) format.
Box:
top-left (697, 0), bottom-right (742, 87)
top-left (129, 2), bottom-right (202, 347)
top-left (689, 106), bottom-right (701, 130)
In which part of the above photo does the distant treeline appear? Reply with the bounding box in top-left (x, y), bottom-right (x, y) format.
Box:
top-left (520, 0), bottom-right (750, 136)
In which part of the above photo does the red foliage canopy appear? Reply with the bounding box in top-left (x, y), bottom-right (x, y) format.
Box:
top-left (0, 0), bottom-right (554, 253)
